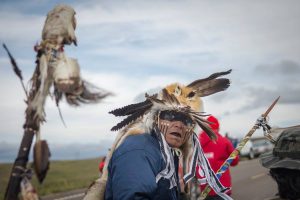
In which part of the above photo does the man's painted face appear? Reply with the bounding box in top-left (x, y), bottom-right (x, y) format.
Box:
top-left (158, 110), bottom-right (194, 148)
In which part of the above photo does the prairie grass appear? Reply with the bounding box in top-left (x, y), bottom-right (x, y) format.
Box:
top-left (0, 158), bottom-right (101, 199)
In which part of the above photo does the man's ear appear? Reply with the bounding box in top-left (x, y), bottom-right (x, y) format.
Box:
top-left (187, 69), bottom-right (232, 97)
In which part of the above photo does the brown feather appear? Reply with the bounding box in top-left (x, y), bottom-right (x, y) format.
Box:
top-left (33, 140), bottom-right (51, 183)
top-left (65, 81), bottom-right (111, 106)
top-left (109, 99), bottom-right (153, 116)
top-left (187, 69), bottom-right (232, 88)
top-left (191, 114), bottom-right (213, 125)
top-left (111, 109), bottom-right (146, 131)
top-left (196, 120), bottom-right (217, 141)
top-left (195, 78), bottom-right (230, 97)
top-left (187, 69), bottom-right (231, 97)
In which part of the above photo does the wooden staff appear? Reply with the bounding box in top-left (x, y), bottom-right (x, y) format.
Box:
top-left (5, 5), bottom-right (109, 199)
top-left (200, 96), bottom-right (280, 199)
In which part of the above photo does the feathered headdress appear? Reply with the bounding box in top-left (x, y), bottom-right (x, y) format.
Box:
top-left (93, 69), bottom-right (233, 200)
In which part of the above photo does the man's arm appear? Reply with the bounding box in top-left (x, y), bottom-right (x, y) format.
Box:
top-left (108, 149), bottom-right (158, 200)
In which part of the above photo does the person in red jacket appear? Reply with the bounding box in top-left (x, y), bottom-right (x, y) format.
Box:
top-left (197, 115), bottom-right (239, 200)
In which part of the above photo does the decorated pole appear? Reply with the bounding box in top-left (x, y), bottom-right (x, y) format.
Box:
top-left (199, 96), bottom-right (280, 199)
top-left (5, 5), bottom-right (110, 200)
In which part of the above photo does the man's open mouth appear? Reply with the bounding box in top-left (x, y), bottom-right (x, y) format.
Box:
top-left (170, 132), bottom-right (182, 138)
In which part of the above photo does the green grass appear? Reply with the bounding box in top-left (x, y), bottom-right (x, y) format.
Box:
top-left (0, 158), bottom-right (101, 199)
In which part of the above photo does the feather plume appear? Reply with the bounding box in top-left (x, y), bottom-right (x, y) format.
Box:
top-left (109, 98), bottom-right (153, 116)
top-left (3, 44), bottom-right (23, 80)
top-left (111, 109), bottom-right (148, 131)
top-left (196, 119), bottom-right (217, 141)
top-left (196, 78), bottom-right (230, 97)
top-left (3, 43), bottom-right (29, 99)
top-left (65, 80), bottom-right (110, 106)
top-left (187, 69), bottom-right (231, 97)
top-left (190, 113), bottom-right (212, 124)
top-left (187, 69), bottom-right (232, 88)
top-left (33, 140), bottom-right (51, 183)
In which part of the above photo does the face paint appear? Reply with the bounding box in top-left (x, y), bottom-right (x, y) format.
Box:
top-left (159, 110), bottom-right (194, 128)
top-left (157, 112), bottom-right (194, 148)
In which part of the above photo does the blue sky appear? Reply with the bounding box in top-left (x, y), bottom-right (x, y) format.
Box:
top-left (0, 0), bottom-right (299, 161)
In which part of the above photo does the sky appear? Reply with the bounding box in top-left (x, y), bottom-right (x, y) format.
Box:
top-left (0, 0), bottom-right (299, 162)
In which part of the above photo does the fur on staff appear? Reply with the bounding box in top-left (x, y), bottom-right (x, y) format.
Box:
top-left (25, 5), bottom-right (110, 125)
top-left (42, 4), bottom-right (77, 46)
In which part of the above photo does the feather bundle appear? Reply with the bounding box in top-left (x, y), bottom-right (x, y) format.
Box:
top-left (53, 56), bottom-right (81, 93)
top-left (33, 140), bottom-right (51, 183)
top-left (25, 4), bottom-right (111, 125)
top-left (52, 55), bottom-right (111, 106)
top-left (109, 98), bottom-right (153, 117)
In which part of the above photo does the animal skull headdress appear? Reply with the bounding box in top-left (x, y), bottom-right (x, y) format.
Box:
top-left (96, 70), bottom-right (233, 200)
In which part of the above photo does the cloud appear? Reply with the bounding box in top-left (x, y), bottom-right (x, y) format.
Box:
top-left (0, 11), bottom-right (44, 46)
top-left (1, 0), bottom-right (300, 146)
top-left (255, 60), bottom-right (300, 76)
top-left (236, 85), bottom-right (300, 113)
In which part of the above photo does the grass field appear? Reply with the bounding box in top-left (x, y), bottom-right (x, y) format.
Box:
top-left (0, 158), bottom-right (101, 199)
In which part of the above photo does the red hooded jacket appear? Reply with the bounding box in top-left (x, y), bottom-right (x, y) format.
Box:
top-left (197, 116), bottom-right (239, 196)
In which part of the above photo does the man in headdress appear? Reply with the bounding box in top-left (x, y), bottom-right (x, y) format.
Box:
top-left (100, 70), bottom-right (233, 200)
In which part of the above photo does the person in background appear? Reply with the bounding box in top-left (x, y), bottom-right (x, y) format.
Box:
top-left (260, 126), bottom-right (300, 200)
top-left (98, 156), bottom-right (106, 174)
top-left (197, 115), bottom-right (239, 200)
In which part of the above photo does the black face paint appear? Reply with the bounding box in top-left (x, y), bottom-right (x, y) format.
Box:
top-left (159, 110), bottom-right (194, 127)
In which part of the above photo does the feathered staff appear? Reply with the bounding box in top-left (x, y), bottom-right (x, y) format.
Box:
top-left (5, 4), bottom-right (110, 200)
top-left (199, 96), bottom-right (280, 199)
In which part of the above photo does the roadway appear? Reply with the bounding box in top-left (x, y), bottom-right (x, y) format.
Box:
top-left (231, 158), bottom-right (278, 200)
